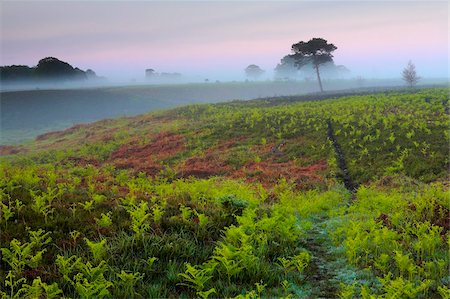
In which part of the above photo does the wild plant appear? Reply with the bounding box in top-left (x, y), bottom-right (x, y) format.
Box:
top-left (178, 262), bottom-right (216, 292)
top-left (1, 230), bottom-right (52, 298)
top-left (411, 221), bottom-right (442, 261)
top-left (120, 194), bottom-right (137, 208)
top-left (197, 288), bottom-right (216, 299)
top-left (2, 271), bottom-right (26, 299)
top-left (394, 251), bottom-right (413, 278)
top-left (1, 201), bottom-right (14, 227)
top-left (214, 254), bottom-right (243, 284)
top-left (233, 290), bottom-right (257, 299)
top-left (14, 199), bottom-right (24, 215)
top-left (85, 238), bottom-right (107, 262)
top-left (92, 194), bottom-right (107, 204)
top-left (291, 251), bottom-right (311, 273)
top-left (194, 210), bottom-right (209, 229)
top-left (21, 277), bottom-right (63, 299)
top-left (87, 182), bottom-right (96, 195)
top-left (213, 243), bottom-right (244, 283)
top-left (277, 257), bottom-right (294, 277)
top-left (338, 283), bottom-right (355, 299)
top-left (373, 253), bottom-right (390, 274)
top-left (437, 285), bottom-right (450, 299)
top-left (281, 280), bottom-right (291, 296)
top-left (255, 280), bottom-right (267, 297)
top-left (70, 203), bottom-right (78, 218)
top-left (74, 273), bottom-right (113, 299)
top-left (360, 285), bottom-right (378, 299)
top-left (79, 199), bottom-right (95, 213)
top-left (69, 230), bottom-right (81, 245)
top-left (147, 257), bottom-right (158, 270)
top-left (73, 260), bottom-right (112, 298)
top-left (28, 228), bottom-right (52, 248)
top-left (124, 201), bottom-right (151, 236)
top-left (152, 204), bottom-right (164, 223)
top-left (379, 273), bottom-right (432, 298)
top-left (116, 270), bottom-right (145, 298)
top-left (388, 132), bottom-right (395, 143)
top-left (180, 204), bottom-right (192, 221)
top-left (126, 181), bottom-right (141, 197)
top-left (1, 230), bottom-right (51, 275)
top-left (56, 255), bottom-right (82, 283)
top-left (95, 212), bottom-right (113, 228)
top-left (30, 189), bottom-right (54, 223)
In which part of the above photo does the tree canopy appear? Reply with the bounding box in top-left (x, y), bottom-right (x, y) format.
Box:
top-left (291, 38), bottom-right (337, 68)
top-left (291, 38), bottom-right (337, 92)
top-left (244, 64), bottom-right (265, 80)
top-left (0, 57), bottom-right (99, 82)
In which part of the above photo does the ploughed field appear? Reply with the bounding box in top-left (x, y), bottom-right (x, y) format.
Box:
top-left (0, 88), bottom-right (449, 298)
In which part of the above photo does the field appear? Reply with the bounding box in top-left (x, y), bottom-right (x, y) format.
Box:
top-left (3, 79), bottom-right (443, 145)
top-left (0, 87), bottom-right (449, 298)
top-left (1, 81), bottom-right (316, 145)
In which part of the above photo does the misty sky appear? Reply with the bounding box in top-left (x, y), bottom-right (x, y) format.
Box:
top-left (1, 1), bottom-right (448, 81)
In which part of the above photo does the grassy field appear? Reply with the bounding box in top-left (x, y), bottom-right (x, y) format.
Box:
top-left (3, 79), bottom-right (446, 145)
top-left (0, 87), bottom-right (449, 298)
top-left (1, 81), bottom-right (318, 145)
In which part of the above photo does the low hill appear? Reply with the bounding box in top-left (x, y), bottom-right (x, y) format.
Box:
top-left (0, 88), bottom-right (449, 298)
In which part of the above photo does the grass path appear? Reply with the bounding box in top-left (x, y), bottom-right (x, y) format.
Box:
top-left (295, 215), bottom-right (342, 298)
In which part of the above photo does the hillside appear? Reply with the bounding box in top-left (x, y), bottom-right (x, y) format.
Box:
top-left (1, 88), bottom-right (449, 298)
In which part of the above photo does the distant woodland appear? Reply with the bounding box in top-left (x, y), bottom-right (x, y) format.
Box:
top-left (0, 57), bottom-right (103, 82)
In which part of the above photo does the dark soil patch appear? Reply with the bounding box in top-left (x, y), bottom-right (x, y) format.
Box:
top-left (327, 120), bottom-right (356, 192)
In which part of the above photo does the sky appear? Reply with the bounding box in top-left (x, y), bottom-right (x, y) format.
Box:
top-left (1, 1), bottom-right (448, 81)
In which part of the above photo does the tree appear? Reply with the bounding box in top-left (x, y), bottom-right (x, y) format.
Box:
top-left (291, 38), bottom-right (337, 92)
top-left (402, 60), bottom-right (420, 87)
top-left (145, 68), bottom-right (156, 78)
top-left (35, 57), bottom-right (86, 80)
top-left (244, 64), bottom-right (265, 80)
top-left (274, 55), bottom-right (298, 80)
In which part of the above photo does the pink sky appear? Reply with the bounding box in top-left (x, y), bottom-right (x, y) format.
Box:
top-left (1, 1), bottom-right (448, 80)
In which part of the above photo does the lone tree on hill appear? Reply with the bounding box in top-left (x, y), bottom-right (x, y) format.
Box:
top-left (245, 64), bottom-right (265, 80)
top-left (291, 38), bottom-right (337, 92)
top-left (402, 60), bottom-right (420, 87)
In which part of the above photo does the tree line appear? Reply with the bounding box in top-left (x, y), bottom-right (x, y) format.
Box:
top-left (0, 57), bottom-right (101, 82)
top-left (245, 38), bottom-right (421, 92)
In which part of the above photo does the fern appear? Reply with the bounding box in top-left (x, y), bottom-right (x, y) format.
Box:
top-left (84, 238), bottom-right (107, 262)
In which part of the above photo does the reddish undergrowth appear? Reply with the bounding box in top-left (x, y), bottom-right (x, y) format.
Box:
top-left (63, 156), bottom-right (100, 167)
top-left (36, 124), bottom-right (89, 141)
top-left (110, 131), bottom-right (186, 175)
top-left (177, 138), bottom-right (328, 188)
top-left (177, 139), bottom-right (241, 178)
top-left (233, 159), bottom-right (328, 188)
top-left (180, 153), bottom-right (232, 178)
top-left (0, 145), bottom-right (26, 156)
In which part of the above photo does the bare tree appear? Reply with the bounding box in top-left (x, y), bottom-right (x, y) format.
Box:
top-left (402, 60), bottom-right (420, 87)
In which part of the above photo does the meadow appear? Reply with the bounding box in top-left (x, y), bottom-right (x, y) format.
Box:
top-left (3, 79), bottom-right (441, 145)
top-left (1, 81), bottom-right (314, 145)
top-left (0, 87), bottom-right (449, 298)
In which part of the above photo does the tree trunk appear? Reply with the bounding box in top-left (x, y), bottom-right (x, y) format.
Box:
top-left (314, 64), bottom-right (324, 92)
